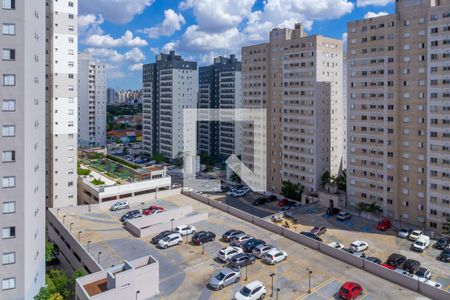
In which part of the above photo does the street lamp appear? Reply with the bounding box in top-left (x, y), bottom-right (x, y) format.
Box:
top-left (170, 218), bottom-right (175, 231)
top-left (70, 222), bottom-right (74, 233)
top-left (307, 269), bottom-right (313, 294)
top-left (269, 273), bottom-right (275, 297)
top-left (136, 290), bottom-right (140, 300)
top-left (141, 202), bottom-right (145, 213)
top-left (78, 231), bottom-right (82, 241)
top-left (57, 208), bottom-right (61, 218)
top-left (245, 264), bottom-right (248, 281)
top-left (276, 288), bottom-right (280, 300)
top-left (63, 215), bottom-right (67, 225)
top-left (202, 243), bottom-right (205, 255)
top-left (87, 240), bottom-right (92, 253)
top-left (97, 251), bottom-right (102, 264)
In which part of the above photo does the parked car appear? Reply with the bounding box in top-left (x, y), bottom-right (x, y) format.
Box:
top-left (437, 248), bottom-right (450, 262)
top-left (232, 190), bottom-right (247, 198)
top-left (408, 230), bottom-right (423, 241)
top-left (209, 268), bottom-right (240, 290)
top-left (253, 197), bottom-right (267, 206)
top-left (338, 282), bottom-right (363, 300)
top-left (311, 225), bottom-right (327, 236)
top-left (434, 237), bottom-right (449, 250)
top-left (393, 268), bottom-right (414, 277)
top-left (267, 195), bottom-right (278, 202)
top-left (262, 249), bottom-right (287, 265)
top-left (397, 228), bottom-right (412, 239)
top-left (230, 234), bottom-right (253, 247)
top-left (217, 246), bottom-right (243, 262)
top-left (143, 205), bottom-right (165, 216)
top-left (242, 239), bottom-right (266, 253)
top-left (240, 187), bottom-right (251, 193)
top-left (277, 198), bottom-right (290, 207)
top-left (365, 257), bottom-right (381, 264)
top-left (350, 241), bottom-right (368, 252)
top-left (412, 235), bottom-right (430, 252)
top-left (110, 201), bottom-right (129, 211)
top-left (336, 211), bottom-right (352, 221)
top-left (300, 232), bottom-right (323, 242)
top-left (403, 259), bottom-right (421, 274)
top-left (171, 183), bottom-right (182, 189)
top-left (151, 230), bottom-right (174, 244)
top-left (222, 229), bottom-right (245, 242)
top-left (192, 231), bottom-right (216, 245)
top-left (380, 263), bottom-right (394, 270)
top-left (386, 253), bottom-right (407, 268)
top-left (233, 280), bottom-right (266, 300)
top-left (328, 241), bottom-right (344, 250)
top-left (424, 280), bottom-right (443, 289)
top-left (252, 244), bottom-right (275, 258)
top-left (175, 225), bottom-right (196, 236)
top-left (326, 207), bottom-right (340, 216)
top-left (228, 253), bottom-right (256, 270)
top-left (345, 248), bottom-right (366, 259)
top-left (120, 210), bottom-right (141, 222)
top-left (415, 267), bottom-right (432, 280)
top-left (157, 233), bottom-right (182, 249)
top-left (376, 219), bottom-right (392, 231)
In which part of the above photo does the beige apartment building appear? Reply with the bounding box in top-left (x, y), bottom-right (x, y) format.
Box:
top-left (347, 0), bottom-right (450, 231)
top-left (242, 24), bottom-right (344, 195)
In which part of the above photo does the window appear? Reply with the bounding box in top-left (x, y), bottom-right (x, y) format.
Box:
top-left (2, 74), bottom-right (15, 86)
top-left (2, 0), bottom-right (14, 9)
top-left (2, 176), bottom-right (15, 188)
top-left (2, 201), bottom-right (15, 214)
top-left (2, 49), bottom-right (15, 60)
top-left (2, 151), bottom-right (15, 162)
top-left (2, 125), bottom-right (15, 137)
top-left (2, 227), bottom-right (15, 239)
top-left (2, 23), bottom-right (15, 35)
top-left (2, 278), bottom-right (15, 291)
top-left (2, 252), bottom-right (15, 265)
top-left (2, 99), bottom-right (15, 111)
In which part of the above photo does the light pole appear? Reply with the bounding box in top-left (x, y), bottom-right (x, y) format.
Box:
top-left (141, 202), bottom-right (144, 214)
top-left (202, 243), bottom-right (205, 255)
top-left (63, 215), bottom-right (67, 225)
top-left (245, 264), bottom-right (248, 281)
top-left (57, 208), bottom-right (61, 218)
top-left (87, 240), bottom-right (92, 253)
top-left (276, 288), bottom-right (280, 300)
top-left (70, 222), bottom-right (74, 233)
top-left (136, 290), bottom-right (140, 300)
top-left (97, 251), bottom-right (102, 264)
top-left (78, 231), bottom-right (82, 241)
top-left (270, 273), bottom-right (275, 297)
top-left (307, 269), bottom-right (312, 294)
top-left (171, 218), bottom-right (175, 231)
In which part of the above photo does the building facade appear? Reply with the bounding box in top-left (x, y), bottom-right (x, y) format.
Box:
top-left (242, 24), bottom-right (344, 195)
top-left (142, 51), bottom-right (198, 160)
top-left (46, 0), bottom-right (78, 208)
top-left (0, 0), bottom-right (46, 298)
top-left (198, 55), bottom-right (242, 162)
top-left (347, 0), bottom-right (450, 231)
top-left (78, 53), bottom-right (107, 148)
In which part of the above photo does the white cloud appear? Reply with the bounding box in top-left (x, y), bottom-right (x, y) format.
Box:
top-left (129, 64), bottom-right (143, 72)
top-left (357, 0), bottom-right (394, 7)
top-left (342, 32), bottom-right (348, 52)
top-left (150, 47), bottom-right (160, 55)
top-left (180, 25), bottom-right (242, 52)
top-left (139, 9), bottom-right (185, 38)
top-left (78, 14), bottom-right (104, 36)
top-left (364, 11), bottom-right (389, 19)
top-left (161, 42), bottom-right (177, 53)
top-left (85, 48), bottom-right (145, 74)
top-left (79, 0), bottom-right (154, 24)
top-left (179, 0), bottom-right (256, 33)
top-left (84, 30), bottom-right (148, 48)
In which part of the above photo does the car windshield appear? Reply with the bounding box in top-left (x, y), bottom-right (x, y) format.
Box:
top-left (351, 243), bottom-right (359, 248)
top-left (239, 287), bottom-right (252, 297)
top-left (215, 272), bottom-right (226, 280)
top-left (162, 236), bottom-right (171, 242)
top-left (416, 269), bottom-right (426, 277)
top-left (415, 241), bottom-right (425, 246)
top-left (340, 288), bottom-right (349, 294)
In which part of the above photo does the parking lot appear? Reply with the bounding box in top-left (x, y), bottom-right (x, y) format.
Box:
top-left (264, 202), bottom-right (450, 290)
top-left (67, 193), bottom-right (430, 300)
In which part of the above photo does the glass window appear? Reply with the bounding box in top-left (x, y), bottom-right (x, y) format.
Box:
top-left (2, 277), bottom-right (15, 290)
top-left (2, 49), bottom-right (15, 60)
top-left (2, 252), bottom-right (15, 265)
top-left (2, 23), bottom-right (15, 35)
top-left (2, 125), bottom-right (15, 137)
top-left (2, 227), bottom-right (15, 239)
top-left (2, 0), bottom-right (15, 9)
top-left (2, 151), bottom-right (15, 162)
top-left (2, 74), bottom-right (15, 86)
top-left (2, 201), bottom-right (15, 214)
top-left (2, 99), bottom-right (15, 111)
top-left (2, 176), bottom-right (15, 188)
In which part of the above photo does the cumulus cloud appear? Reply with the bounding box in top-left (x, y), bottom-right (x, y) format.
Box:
top-left (129, 64), bottom-right (143, 72)
top-left (84, 30), bottom-right (148, 48)
top-left (139, 9), bottom-right (185, 38)
top-left (180, 25), bottom-right (242, 52)
top-left (342, 32), bottom-right (348, 52)
top-left (161, 42), bottom-right (177, 53)
top-left (357, 0), bottom-right (394, 7)
top-left (78, 14), bottom-right (104, 36)
top-left (364, 11), bottom-right (389, 19)
top-left (79, 0), bottom-right (154, 24)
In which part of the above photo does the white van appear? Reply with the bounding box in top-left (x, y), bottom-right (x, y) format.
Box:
top-left (412, 235), bottom-right (430, 252)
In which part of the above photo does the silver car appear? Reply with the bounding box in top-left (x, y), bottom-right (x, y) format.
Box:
top-left (209, 268), bottom-right (240, 290)
top-left (110, 201), bottom-right (129, 211)
top-left (252, 244), bottom-right (275, 258)
top-left (230, 234), bottom-right (252, 247)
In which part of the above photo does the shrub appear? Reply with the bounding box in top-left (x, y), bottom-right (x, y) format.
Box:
top-left (91, 179), bottom-right (105, 186)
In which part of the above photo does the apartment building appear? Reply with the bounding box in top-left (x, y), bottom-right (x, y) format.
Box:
top-left (0, 0), bottom-right (46, 298)
top-left (198, 55), bottom-right (242, 162)
top-left (347, 0), bottom-right (450, 231)
top-left (242, 23), bottom-right (344, 195)
top-left (46, 0), bottom-right (78, 208)
top-left (142, 51), bottom-right (198, 160)
top-left (78, 53), bottom-right (107, 148)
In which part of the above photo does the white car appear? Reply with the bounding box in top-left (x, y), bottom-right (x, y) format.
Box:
top-left (262, 249), bottom-right (288, 265)
top-left (175, 225), bottom-right (196, 236)
top-left (412, 236), bottom-right (430, 252)
top-left (393, 269), bottom-right (414, 277)
top-left (328, 241), bottom-right (345, 250)
top-left (240, 187), bottom-right (251, 193)
top-left (252, 244), bottom-right (275, 258)
top-left (217, 246), bottom-right (243, 262)
top-left (183, 187), bottom-right (194, 192)
top-left (232, 191), bottom-right (246, 198)
top-left (350, 241), bottom-right (368, 252)
top-left (408, 230), bottom-right (423, 241)
top-left (424, 280), bottom-right (443, 289)
top-left (230, 234), bottom-right (252, 247)
top-left (158, 233), bottom-right (182, 249)
top-left (110, 201), bottom-right (129, 211)
top-left (234, 280), bottom-right (267, 300)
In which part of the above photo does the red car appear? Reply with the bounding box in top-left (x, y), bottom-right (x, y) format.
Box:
top-left (277, 198), bottom-right (289, 207)
top-left (376, 219), bottom-right (392, 231)
top-left (380, 263), bottom-right (394, 270)
top-left (143, 205), bottom-right (164, 216)
top-left (338, 282), bottom-right (363, 300)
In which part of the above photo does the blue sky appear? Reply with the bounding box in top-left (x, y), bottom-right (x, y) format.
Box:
top-left (78, 0), bottom-right (395, 90)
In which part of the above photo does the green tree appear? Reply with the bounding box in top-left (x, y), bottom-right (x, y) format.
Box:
top-left (151, 153), bottom-right (168, 163)
top-left (443, 218), bottom-right (450, 235)
top-left (45, 241), bottom-right (55, 263)
top-left (173, 151), bottom-right (185, 168)
top-left (320, 171), bottom-right (331, 188)
top-left (91, 179), bottom-right (105, 186)
top-left (230, 172), bottom-right (241, 183)
top-left (47, 269), bottom-right (71, 298)
top-left (281, 181), bottom-right (304, 201)
top-left (335, 170), bottom-right (347, 190)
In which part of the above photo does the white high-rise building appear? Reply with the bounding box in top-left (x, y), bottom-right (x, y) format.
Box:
top-left (0, 0), bottom-right (46, 298)
top-left (78, 53), bottom-right (107, 148)
top-left (46, 0), bottom-right (78, 208)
